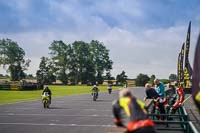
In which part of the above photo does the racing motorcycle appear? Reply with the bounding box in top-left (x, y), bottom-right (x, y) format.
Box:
top-left (91, 90), bottom-right (98, 101)
top-left (42, 92), bottom-right (50, 108)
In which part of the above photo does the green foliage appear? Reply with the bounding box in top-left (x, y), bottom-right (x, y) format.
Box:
top-left (169, 73), bottom-right (178, 82)
top-left (49, 41), bottom-right (71, 84)
top-left (36, 57), bottom-right (56, 85)
top-left (149, 74), bottom-right (156, 85)
top-left (41, 40), bottom-right (113, 85)
top-left (116, 71), bottom-right (128, 85)
top-left (0, 39), bottom-right (30, 81)
top-left (71, 41), bottom-right (94, 84)
top-left (135, 73), bottom-right (150, 86)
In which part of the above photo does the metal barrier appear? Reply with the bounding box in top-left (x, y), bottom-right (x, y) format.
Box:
top-left (147, 106), bottom-right (198, 133)
top-left (146, 88), bottom-right (198, 133)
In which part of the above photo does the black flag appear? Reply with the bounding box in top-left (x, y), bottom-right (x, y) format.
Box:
top-left (192, 33), bottom-right (200, 110)
top-left (184, 21), bottom-right (193, 88)
top-left (177, 52), bottom-right (181, 84)
top-left (178, 43), bottom-right (185, 87)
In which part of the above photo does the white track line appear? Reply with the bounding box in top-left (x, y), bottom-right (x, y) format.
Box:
top-left (0, 122), bottom-right (116, 127)
top-left (0, 113), bottom-right (113, 117)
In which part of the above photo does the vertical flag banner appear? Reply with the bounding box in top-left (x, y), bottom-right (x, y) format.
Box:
top-left (179, 43), bottom-right (185, 87)
top-left (177, 52), bottom-right (181, 85)
top-left (184, 21), bottom-right (193, 88)
top-left (192, 33), bottom-right (200, 110)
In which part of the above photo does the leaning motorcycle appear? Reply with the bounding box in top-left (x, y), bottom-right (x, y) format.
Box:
top-left (42, 92), bottom-right (50, 108)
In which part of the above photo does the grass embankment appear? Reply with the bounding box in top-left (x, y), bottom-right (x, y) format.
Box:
top-left (0, 85), bottom-right (121, 104)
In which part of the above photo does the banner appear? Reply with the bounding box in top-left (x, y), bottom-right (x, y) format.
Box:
top-left (180, 43), bottom-right (185, 87)
top-left (177, 52), bottom-right (181, 84)
top-left (184, 21), bottom-right (192, 88)
top-left (192, 33), bottom-right (200, 109)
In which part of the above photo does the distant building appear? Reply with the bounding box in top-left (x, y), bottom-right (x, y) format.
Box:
top-left (126, 79), bottom-right (136, 87)
top-left (52, 80), bottom-right (63, 85)
top-left (103, 80), bottom-right (117, 85)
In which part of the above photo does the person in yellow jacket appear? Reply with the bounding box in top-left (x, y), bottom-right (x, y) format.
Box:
top-left (112, 88), bottom-right (156, 133)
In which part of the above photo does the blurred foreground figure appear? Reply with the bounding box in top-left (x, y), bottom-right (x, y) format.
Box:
top-left (192, 33), bottom-right (200, 110)
top-left (112, 88), bottom-right (156, 133)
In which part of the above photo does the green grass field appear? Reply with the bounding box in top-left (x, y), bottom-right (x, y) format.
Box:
top-left (0, 85), bottom-right (121, 104)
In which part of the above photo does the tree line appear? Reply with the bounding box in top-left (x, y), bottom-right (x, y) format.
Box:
top-left (0, 39), bottom-right (113, 85)
top-left (0, 38), bottom-right (178, 86)
top-left (36, 40), bottom-right (113, 85)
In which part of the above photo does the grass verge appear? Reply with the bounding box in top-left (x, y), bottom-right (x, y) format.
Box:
top-left (0, 85), bottom-right (121, 104)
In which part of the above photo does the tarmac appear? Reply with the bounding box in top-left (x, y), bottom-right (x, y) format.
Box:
top-left (0, 87), bottom-right (199, 133)
top-left (184, 97), bottom-right (200, 132)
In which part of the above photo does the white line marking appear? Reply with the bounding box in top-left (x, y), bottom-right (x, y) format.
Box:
top-left (0, 122), bottom-right (116, 127)
top-left (0, 113), bottom-right (113, 117)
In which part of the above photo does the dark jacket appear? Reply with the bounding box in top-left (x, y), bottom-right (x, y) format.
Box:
top-left (92, 87), bottom-right (99, 92)
top-left (145, 88), bottom-right (159, 99)
top-left (42, 87), bottom-right (52, 96)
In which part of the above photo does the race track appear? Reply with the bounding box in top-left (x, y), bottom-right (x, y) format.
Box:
top-left (0, 87), bottom-right (145, 133)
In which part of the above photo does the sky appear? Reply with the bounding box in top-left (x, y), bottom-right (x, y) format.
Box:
top-left (0, 0), bottom-right (200, 79)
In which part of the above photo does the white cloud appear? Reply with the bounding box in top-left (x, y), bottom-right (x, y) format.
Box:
top-left (1, 15), bottom-right (199, 78)
top-left (1, 0), bottom-right (199, 79)
top-left (0, 24), bottom-right (198, 78)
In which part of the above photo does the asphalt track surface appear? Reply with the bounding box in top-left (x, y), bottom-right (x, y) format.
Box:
top-left (0, 87), bottom-right (146, 133)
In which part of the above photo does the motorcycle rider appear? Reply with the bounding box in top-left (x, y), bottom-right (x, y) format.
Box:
top-left (112, 88), bottom-right (156, 133)
top-left (91, 85), bottom-right (99, 98)
top-left (107, 84), bottom-right (112, 94)
top-left (170, 81), bottom-right (184, 113)
top-left (42, 86), bottom-right (52, 104)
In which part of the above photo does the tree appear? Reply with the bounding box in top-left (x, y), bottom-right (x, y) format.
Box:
top-left (116, 71), bottom-right (128, 85)
top-left (36, 57), bottom-right (56, 85)
top-left (71, 41), bottom-right (95, 84)
top-left (49, 41), bottom-right (71, 84)
top-left (26, 74), bottom-right (35, 79)
top-left (90, 40), bottom-right (113, 84)
top-left (169, 74), bottom-right (178, 82)
top-left (135, 73), bottom-right (150, 86)
top-left (0, 39), bottom-right (30, 81)
top-left (149, 74), bottom-right (156, 85)
top-left (46, 40), bottom-right (113, 85)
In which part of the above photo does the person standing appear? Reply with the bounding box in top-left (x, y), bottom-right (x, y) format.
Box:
top-left (154, 79), bottom-right (166, 120)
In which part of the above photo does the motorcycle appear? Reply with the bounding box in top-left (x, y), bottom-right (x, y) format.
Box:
top-left (42, 92), bottom-right (50, 108)
top-left (92, 90), bottom-right (98, 101)
top-left (107, 85), bottom-right (112, 94)
top-left (108, 89), bottom-right (112, 94)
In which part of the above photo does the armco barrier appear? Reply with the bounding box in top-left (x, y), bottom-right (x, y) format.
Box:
top-left (146, 87), bottom-right (199, 133)
top-left (0, 84), bottom-right (10, 90)
top-left (20, 85), bottom-right (38, 90)
top-left (10, 84), bottom-right (20, 90)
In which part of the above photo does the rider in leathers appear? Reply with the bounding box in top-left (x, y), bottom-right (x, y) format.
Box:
top-left (42, 86), bottom-right (52, 104)
top-left (112, 88), bottom-right (156, 133)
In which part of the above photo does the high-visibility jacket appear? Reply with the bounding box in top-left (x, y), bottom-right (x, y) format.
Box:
top-left (112, 97), bottom-right (154, 132)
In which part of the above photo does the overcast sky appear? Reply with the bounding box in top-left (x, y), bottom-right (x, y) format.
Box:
top-left (0, 0), bottom-right (200, 79)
